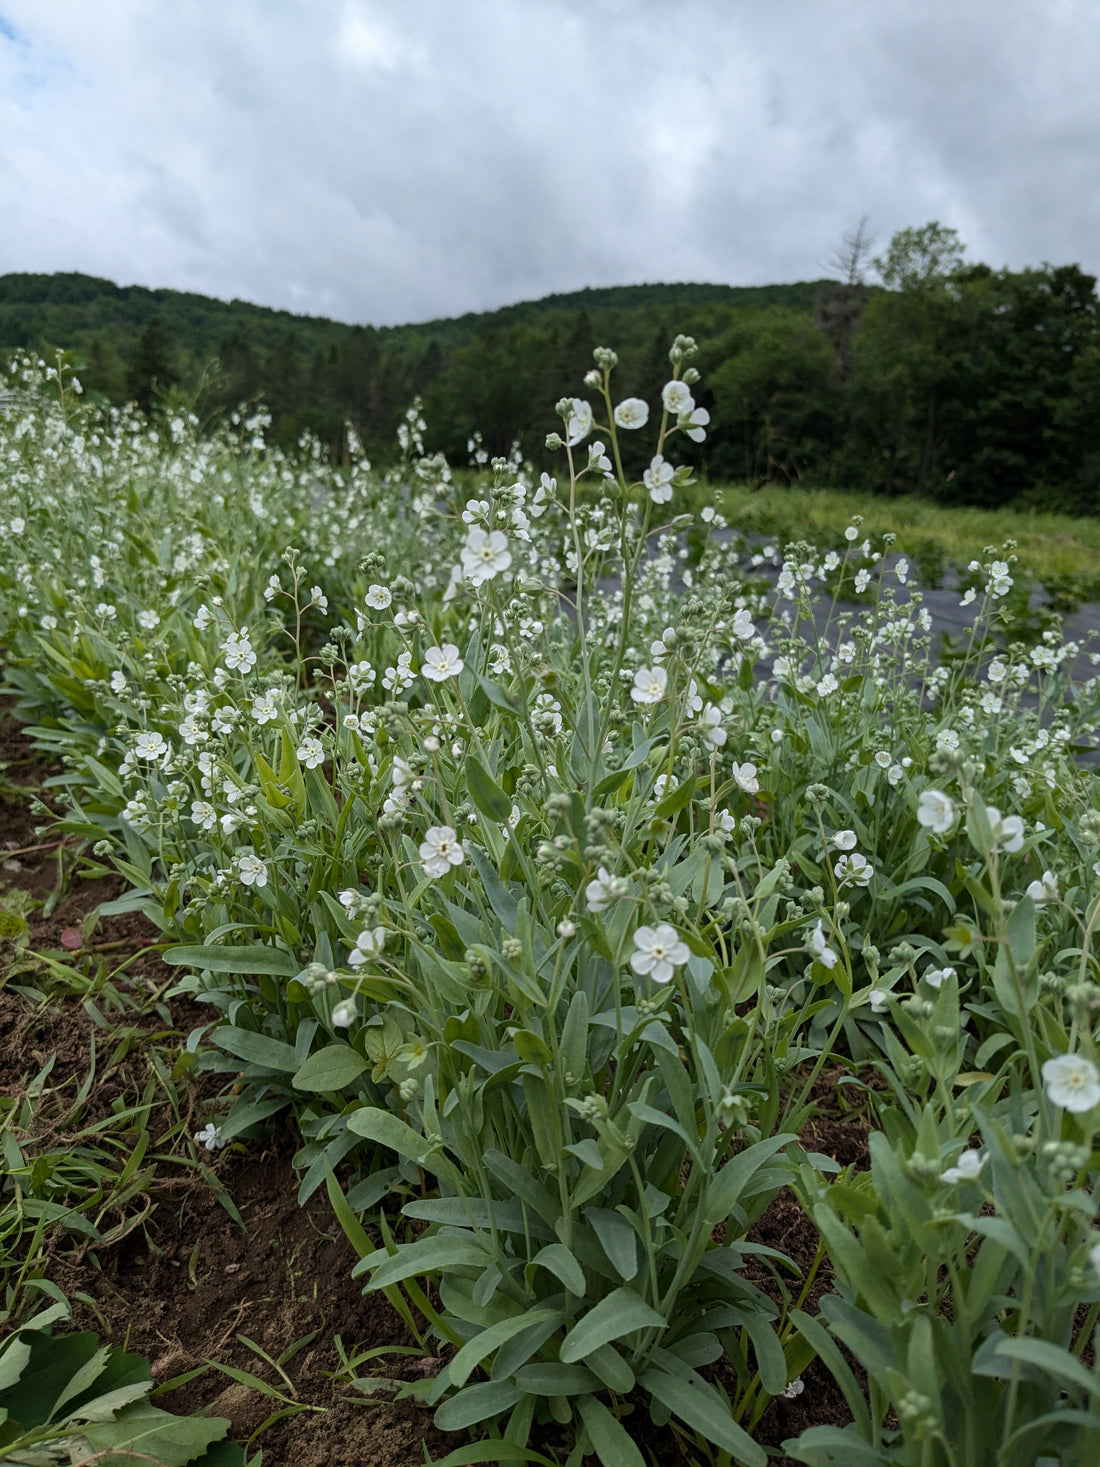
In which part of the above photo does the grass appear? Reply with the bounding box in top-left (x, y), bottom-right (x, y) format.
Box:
top-left (701, 480), bottom-right (1100, 583)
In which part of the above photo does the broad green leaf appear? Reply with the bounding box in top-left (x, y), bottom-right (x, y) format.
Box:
top-left (449, 1310), bottom-right (559, 1389)
top-left (531, 1243), bottom-right (585, 1295)
top-left (164, 944), bottom-right (300, 976)
top-left (994, 1336), bottom-right (1100, 1396)
top-left (559, 1288), bottom-right (665, 1363)
top-left (576, 1393), bottom-right (647, 1467)
top-left (703, 1133), bottom-right (796, 1227)
top-left (78, 1400), bottom-right (232, 1466)
top-left (434, 1379), bottom-right (525, 1431)
top-left (292, 1044), bottom-right (369, 1091)
top-left (515, 1362), bottom-right (600, 1396)
top-left (0, 1338), bottom-right (31, 1393)
top-left (359, 1236), bottom-right (488, 1289)
top-left (584, 1208), bottom-right (638, 1281)
top-left (639, 1368), bottom-right (766, 1467)
top-left (468, 755), bottom-right (514, 823)
top-left (212, 1026), bottom-right (299, 1073)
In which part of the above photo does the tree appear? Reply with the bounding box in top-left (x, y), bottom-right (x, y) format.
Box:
top-left (816, 218), bottom-right (875, 382)
top-left (125, 317), bottom-right (178, 413)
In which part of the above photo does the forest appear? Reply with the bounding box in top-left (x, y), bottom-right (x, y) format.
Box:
top-left (3, 222), bottom-right (1099, 512)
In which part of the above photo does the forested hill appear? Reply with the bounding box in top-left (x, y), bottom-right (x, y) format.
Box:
top-left (3, 224), bottom-right (1100, 513)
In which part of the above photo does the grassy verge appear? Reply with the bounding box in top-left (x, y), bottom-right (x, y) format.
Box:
top-left (701, 479), bottom-right (1100, 586)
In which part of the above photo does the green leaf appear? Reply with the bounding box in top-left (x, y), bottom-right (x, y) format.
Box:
top-left (559, 1288), bottom-right (665, 1363)
top-left (292, 1044), bottom-right (369, 1091)
top-left (212, 1026), bottom-right (299, 1073)
top-left (1006, 893), bottom-right (1037, 970)
top-left (468, 756), bottom-right (514, 823)
top-left (434, 1379), bottom-right (525, 1431)
top-left (0, 1338), bottom-right (31, 1393)
top-left (359, 1236), bottom-right (488, 1289)
top-left (78, 1400), bottom-right (232, 1465)
top-left (576, 1393), bottom-right (647, 1467)
top-left (531, 1243), bottom-right (586, 1295)
top-left (431, 1440), bottom-right (557, 1466)
top-left (703, 1133), bottom-right (796, 1227)
top-left (639, 1368), bottom-right (766, 1467)
top-left (514, 1362), bottom-right (600, 1396)
top-left (164, 944), bottom-right (300, 976)
top-left (994, 1336), bottom-right (1100, 1396)
top-left (584, 1209), bottom-right (638, 1281)
top-left (449, 1310), bottom-right (560, 1389)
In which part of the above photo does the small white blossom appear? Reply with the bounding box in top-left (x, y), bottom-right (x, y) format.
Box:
top-left (661, 380), bottom-right (694, 416)
top-left (419, 825), bottom-right (465, 879)
top-left (808, 919), bottom-right (838, 969)
top-left (631, 666), bottom-right (668, 705)
top-left (1026, 870), bottom-right (1059, 905)
top-left (1043, 1053), bottom-right (1100, 1113)
top-left (613, 397), bottom-right (649, 430)
top-left (332, 1000), bottom-right (356, 1028)
top-left (422, 644), bottom-right (465, 682)
top-left (643, 455), bottom-right (675, 504)
top-left (832, 830), bottom-right (858, 851)
top-left (940, 1148), bottom-right (985, 1185)
top-left (461, 527), bottom-right (512, 586)
top-left (924, 966), bottom-right (956, 989)
top-left (732, 762), bottom-right (759, 794)
top-left (194, 1122), bottom-right (227, 1152)
top-left (630, 924), bottom-right (691, 985)
top-left (297, 735), bottom-right (325, 769)
top-left (834, 853), bottom-right (874, 888)
top-left (917, 790), bottom-right (956, 834)
top-left (237, 852), bottom-right (268, 887)
top-left (365, 584), bottom-right (392, 610)
top-left (134, 731), bottom-right (167, 760)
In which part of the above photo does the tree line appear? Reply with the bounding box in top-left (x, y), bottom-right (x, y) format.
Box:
top-left (2, 224), bottom-right (1098, 513)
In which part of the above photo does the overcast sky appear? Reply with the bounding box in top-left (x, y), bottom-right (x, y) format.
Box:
top-left (1, 1), bottom-right (1097, 328)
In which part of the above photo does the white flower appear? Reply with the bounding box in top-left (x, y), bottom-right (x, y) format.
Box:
top-left (223, 637), bottom-right (256, 673)
top-left (699, 704), bottom-right (727, 748)
top-left (237, 852), bottom-right (268, 887)
top-left (678, 405), bottom-right (710, 442)
top-left (643, 455), bottom-right (675, 504)
top-left (924, 965), bottom-right (956, 989)
top-left (732, 762), bottom-right (759, 794)
top-left (565, 398), bottom-right (593, 446)
top-left (662, 380), bottom-right (694, 416)
top-left (816, 673), bottom-right (839, 697)
top-left (984, 805), bottom-right (1025, 854)
top-left (309, 585), bottom-right (328, 613)
top-left (917, 789), bottom-right (956, 834)
top-left (653, 773), bottom-right (679, 799)
top-left (781, 1379), bottom-right (805, 1400)
top-left (834, 853), bottom-right (874, 888)
top-left (832, 829), bottom-right (858, 851)
top-left (193, 604), bottom-right (214, 630)
top-left (1043, 1053), bottom-right (1100, 1113)
top-left (630, 924), bottom-right (691, 985)
top-left (134, 731), bottom-right (167, 760)
top-left (613, 397), bottom-right (649, 430)
top-left (365, 584), bottom-right (392, 610)
top-left (461, 527), bottom-right (512, 586)
top-left (332, 1000), bottom-right (356, 1028)
top-left (808, 919), bottom-right (838, 969)
top-left (348, 926), bottom-right (387, 967)
top-left (630, 666), bottom-right (668, 705)
top-left (940, 1148), bottom-right (985, 1185)
top-left (422, 644), bottom-right (465, 682)
top-left (297, 735), bottom-right (325, 769)
top-left (191, 799), bottom-right (217, 831)
top-left (251, 691), bottom-right (279, 725)
top-left (110, 670), bottom-right (127, 693)
top-left (585, 866), bottom-right (620, 913)
top-left (732, 608), bottom-right (754, 640)
top-left (1026, 870), bottom-right (1059, 905)
top-left (854, 569), bottom-right (872, 594)
top-left (194, 1122), bottom-right (226, 1152)
top-left (869, 989), bottom-right (890, 1013)
top-left (420, 825), bottom-right (465, 879)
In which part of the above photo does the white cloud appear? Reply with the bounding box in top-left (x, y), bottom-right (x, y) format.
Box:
top-left (0, 0), bottom-right (1098, 324)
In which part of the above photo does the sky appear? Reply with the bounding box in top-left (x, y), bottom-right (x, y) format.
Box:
top-left (1, 0), bottom-right (1098, 328)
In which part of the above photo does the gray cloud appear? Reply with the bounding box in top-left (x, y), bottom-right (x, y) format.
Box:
top-left (1, 0), bottom-right (1098, 325)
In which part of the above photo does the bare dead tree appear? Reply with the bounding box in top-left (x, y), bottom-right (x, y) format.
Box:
top-left (823, 216), bottom-right (875, 286)
top-left (816, 218), bottom-right (874, 380)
